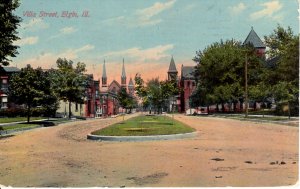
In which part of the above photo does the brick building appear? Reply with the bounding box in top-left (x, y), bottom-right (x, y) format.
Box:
top-left (0, 66), bottom-right (20, 109)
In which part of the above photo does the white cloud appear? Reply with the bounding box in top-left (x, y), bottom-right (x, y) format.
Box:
top-left (60, 26), bottom-right (77, 34)
top-left (103, 0), bottom-right (176, 27)
top-left (229, 3), bottom-right (246, 15)
top-left (49, 26), bottom-right (77, 40)
top-left (14, 36), bottom-right (39, 46)
top-left (21, 18), bottom-right (49, 31)
top-left (101, 44), bottom-right (174, 61)
top-left (59, 44), bottom-right (95, 59)
top-left (250, 0), bottom-right (282, 20)
top-left (15, 44), bottom-right (95, 69)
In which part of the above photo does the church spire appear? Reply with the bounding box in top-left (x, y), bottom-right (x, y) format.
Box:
top-left (167, 56), bottom-right (178, 80)
top-left (102, 59), bottom-right (107, 87)
top-left (121, 58), bottom-right (127, 87)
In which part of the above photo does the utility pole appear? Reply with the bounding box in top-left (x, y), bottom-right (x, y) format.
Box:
top-left (245, 54), bottom-right (248, 118)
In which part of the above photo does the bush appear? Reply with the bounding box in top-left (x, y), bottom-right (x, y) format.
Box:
top-left (275, 101), bottom-right (299, 116)
top-left (0, 108), bottom-right (26, 117)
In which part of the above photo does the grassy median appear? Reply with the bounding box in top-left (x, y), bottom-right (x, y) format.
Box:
top-left (91, 115), bottom-right (195, 136)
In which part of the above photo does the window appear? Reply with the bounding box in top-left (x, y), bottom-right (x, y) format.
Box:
top-left (75, 103), bottom-right (78, 112)
top-left (1, 97), bottom-right (7, 109)
top-left (1, 79), bottom-right (8, 89)
top-left (2, 79), bottom-right (7, 84)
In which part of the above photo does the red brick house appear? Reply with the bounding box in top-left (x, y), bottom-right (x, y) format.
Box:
top-left (0, 66), bottom-right (20, 109)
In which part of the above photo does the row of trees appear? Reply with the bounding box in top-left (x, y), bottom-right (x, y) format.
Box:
top-left (8, 58), bottom-right (88, 122)
top-left (191, 25), bottom-right (299, 116)
top-left (134, 74), bottom-right (179, 114)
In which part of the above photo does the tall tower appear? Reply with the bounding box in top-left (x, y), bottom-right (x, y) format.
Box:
top-left (128, 77), bottom-right (134, 95)
top-left (121, 58), bottom-right (127, 88)
top-left (167, 56), bottom-right (178, 81)
top-left (102, 59), bottom-right (107, 88)
top-left (243, 26), bottom-right (266, 57)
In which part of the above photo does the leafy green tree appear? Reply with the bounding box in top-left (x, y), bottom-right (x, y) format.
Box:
top-left (264, 25), bottom-right (299, 117)
top-left (52, 58), bottom-right (88, 118)
top-left (134, 73), bottom-right (148, 110)
top-left (40, 70), bottom-right (60, 118)
top-left (0, 0), bottom-right (21, 66)
top-left (9, 65), bottom-right (47, 122)
top-left (192, 40), bottom-right (261, 113)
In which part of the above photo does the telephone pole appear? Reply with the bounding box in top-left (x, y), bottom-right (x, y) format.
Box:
top-left (245, 54), bottom-right (248, 118)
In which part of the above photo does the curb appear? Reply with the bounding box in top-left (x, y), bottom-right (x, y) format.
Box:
top-left (87, 131), bottom-right (198, 142)
top-left (0, 125), bottom-right (43, 135)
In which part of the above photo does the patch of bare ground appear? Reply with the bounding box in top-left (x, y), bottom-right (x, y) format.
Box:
top-left (0, 113), bottom-right (298, 187)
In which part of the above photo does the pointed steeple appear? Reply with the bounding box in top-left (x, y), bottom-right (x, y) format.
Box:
top-left (121, 58), bottom-right (126, 78)
top-left (128, 77), bottom-right (134, 87)
top-left (102, 59), bottom-right (107, 87)
top-left (128, 77), bottom-right (134, 95)
top-left (167, 56), bottom-right (178, 81)
top-left (168, 56), bottom-right (178, 73)
top-left (121, 58), bottom-right (127, 87)
top-left (243, 27), bottom-right (266, 48)
top-left (102, 59), bottom-right (107, 78)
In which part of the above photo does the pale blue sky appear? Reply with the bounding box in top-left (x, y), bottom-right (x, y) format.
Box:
top-left (13, 0), bottom-right (299, 81)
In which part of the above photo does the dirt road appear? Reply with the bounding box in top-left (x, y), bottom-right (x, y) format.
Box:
top-left (0, 114), bottom-right (298, 187)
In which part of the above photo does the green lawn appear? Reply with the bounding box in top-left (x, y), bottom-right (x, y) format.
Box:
top-left (0, 123), bottom-right (40, 131)
top-left (223, 115), bottom-right (297, 121)
top-left (0, 117), bottom-right (46, 123)
top-left (91, 115), bottom-right (195, 136)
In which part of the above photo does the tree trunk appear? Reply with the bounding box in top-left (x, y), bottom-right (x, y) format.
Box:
top-left (69, 101), bottom-right (72, 119)
top-left (233, 101), bottom-right (237, 112)
top-left (216, 104), bottom-right (219, 112)
top-left (207, 105), bottom-right (210, 114)
top-left (221, 103), bottom-right (225, 113)
top-left (253, 101), bottom-right (257, 111)
top-left (27, 105), bottom-right (31, 123)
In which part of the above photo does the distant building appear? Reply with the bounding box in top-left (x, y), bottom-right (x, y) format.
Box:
top-left (167, 27), bottom-right (267, 114)
top-left (99, 59), bottom-right (135, 117)
top-left (0, 66), bottom-right (20, 109)
top-left (166, 57), bottom-right (196, 113)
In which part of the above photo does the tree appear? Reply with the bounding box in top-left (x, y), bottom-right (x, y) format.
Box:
top-left (9, 65), bottom-right (47, 122)
top-left (264, 25), bottom-right (299, 117)
top-left (192, 39), bottom-right (261, 113)
top-left (134, 73), bottom-right (148, 110)
top-left (52, 58), bottom-right (88, 118)
top-left (40, 70), bottom-right (60, 118)
top-left (0, 0), bottom-right (21, 66)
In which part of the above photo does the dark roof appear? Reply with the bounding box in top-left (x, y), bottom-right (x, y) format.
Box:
top-left (181, 66), bottom-right (195, 79)
top-left (2, 66), bottom-right (20, 72)
top-left (168, 56), bottom-right (177, 73)
top-left (243, 27), bottom-right (266, 48)
top-left (265, 56), bottom-right (279, 68)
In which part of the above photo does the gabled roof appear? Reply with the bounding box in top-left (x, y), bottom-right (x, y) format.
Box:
top-left (128, 77), bottom-right (134, 87)
top-left (168, 56), bottom-right (178, 73)
top-left (2, 66), bottom-right (20, 72)
top-left (181, 66), bottom-right (195, 79)
top-left (109, 80), bottom-right (121, 89)
top-left (243, 27), bottom-right (266, 48)
top-left (121, 58), bottom-right (126, 78)
top-left (102, 60), bottom-right (107, 78)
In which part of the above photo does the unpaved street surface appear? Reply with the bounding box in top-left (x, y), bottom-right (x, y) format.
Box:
top-left (0, 114), bottom-right (298, 187)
